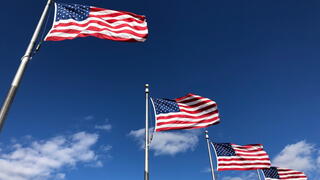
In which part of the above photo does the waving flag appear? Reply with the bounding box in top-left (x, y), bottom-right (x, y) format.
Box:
top-left (151, 93), bottom-right (220, 132)
top-left (45, 3), bottom-right (148, 42)
top-left (262, 167), bottom-right (307, 180)
top-left (211, 142), bottom-right (271, 171)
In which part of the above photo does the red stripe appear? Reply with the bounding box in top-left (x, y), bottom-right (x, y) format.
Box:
top-left (234, 148), bottom-right (264, 153)
top-left (218, 167), bottom-right (268, 171)
top-left (156, 117), bottom-right (220, 126)
top-left (280, 176), bottom-right (307, 179)
top-left (279, 172), bottom-right (306, 176)
top-left (232, 144), bottom-right (263, 148)
top-left (49, 26), bottom-right (147, 38)
top-left (155, 121), bottom-right (220, 132)
top-left (90, 7), bottom-right (146, 20)
top-left (218, 163), bottom-right (271, 167)
top-left (179, 104), bottom-right (217, 114)
top-left (178, 100), bottom-right (213, 108)
top-left (157, 110), bottom-right (219, 120)
top-left (235, 153), bottom-right (268, 157)
top-left (54, 20), bottom-right (147, 31)
top-left (175, 93), bottom-right (197, 102)
top-left (45, 32), bottom-right (145, 42)
top-left (89, 14), bottom-right (145, 23)
top-left (89, 14), bottom-right (145, 24)
top-left (178, 96), bottom-right (208, 104)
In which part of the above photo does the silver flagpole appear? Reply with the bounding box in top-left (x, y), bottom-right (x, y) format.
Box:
top-left (257, 170), bottom-right (262, 180)
top-left (144, 84), bottom-right (150, 180)
top-left (0, 0), bottom-right (53, 131)
top-left (205, 130), bottom-right (216, 180)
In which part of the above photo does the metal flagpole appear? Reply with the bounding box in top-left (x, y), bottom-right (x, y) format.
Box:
top-left (257, 169), bottom-right (262, 180)
top-left (144, 84), bottom-right (150, 180)
top-left (0, 0), bottom-right (53, 131)
top-left (205, 130), bottom-right (216, 180)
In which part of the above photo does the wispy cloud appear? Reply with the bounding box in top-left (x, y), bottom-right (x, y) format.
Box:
top-left (84, 115), bottom-right (94, 120)
top-left (94, 124), bottom-right (112, 131)
top-left (272, 140), bottom-right (320, 179)
top-left (0, 132), bottom-right (100, 180)
top-left (129, 128), bottom-right (200, 156)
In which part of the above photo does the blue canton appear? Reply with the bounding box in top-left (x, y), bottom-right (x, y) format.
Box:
top-left (56, 3), bottom-right (90, 21)
top-left (151, 98), bottom-right (180, 115)
top-left (212, 143), bottom-right (236, 156)
top-left (262, 167), bottom-right (280, 178)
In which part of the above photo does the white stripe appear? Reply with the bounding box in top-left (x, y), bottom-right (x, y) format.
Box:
top-left (218, 165), bottom-right (270, 169)
top-left (156, 107), bottom-right (218, 118)
top-left (100, 14), bottom-right (144, 21)
top-left (89, 9), bottom-right (120, 15)
top-left (156, 113), bottom-right (219, 123)
top-left (179, 98), bottom-right (214, 106)
top-left (232, 144), bottom-right (263, 150)
top-left (176, 94), bottom-right (204, 102)
top-left (280, 174), bottom-right (306, 178)
top-left (46, 31), bottom-right (146, 41)
top-left (54, 17), bottom-right (147, 28)
top-left (218, 156), bottom-right (270, 160)
top-left (155, 120), bottom-right (219, 129)
top-left (280, 176), bottom-right (307, 180)
top-left (217, 160), bottom-right (271, 164)
top-left (235, 151), bottom-right (267, 155)
top-left (178, 101), bottom-right (215, 111)
top-left (179, 98), bottom-right (213, 106)
top-left (90, 9), bottom-right (144, 21)
top-left (53, 23), bottom-right (148, 34)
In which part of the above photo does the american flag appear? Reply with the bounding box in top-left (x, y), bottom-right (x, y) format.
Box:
top-left (262, 167), bottom-right (308, 180)
top-left (45, 3), bottom-right (148, 42)
top-left (150, 93), bottom-right (220, 132)
top-left (211, 142), bottom-right (271, 171)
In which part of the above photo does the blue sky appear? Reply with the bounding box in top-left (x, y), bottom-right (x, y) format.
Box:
top-left (0, 0), bottom-right (320, 180)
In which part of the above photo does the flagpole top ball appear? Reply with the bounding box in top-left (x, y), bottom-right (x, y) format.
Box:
top-left (205, 130), bottom-right (209, 139)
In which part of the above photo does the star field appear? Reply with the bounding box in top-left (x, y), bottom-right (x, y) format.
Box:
top-left (151, 98), bottom-right (180, 115)
top-left (56, 3), bottom-right (89, 21)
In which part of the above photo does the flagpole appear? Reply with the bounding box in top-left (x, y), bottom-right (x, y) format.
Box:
top-left (0, 0), bottom-right (53, 131)
top-left (205, 130), bottom-right (216, 180)
top-left (257, 170), bottom-right (262, 180)
top-left (144, 84), bottom-right (150, 180)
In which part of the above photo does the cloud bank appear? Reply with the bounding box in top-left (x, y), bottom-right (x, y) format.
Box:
top-left (0, 132), bottom-right (100, 180)
top-left (272, 140), bottom-right (320, 179)
top-left (129, 128), bottom-right (200, 156)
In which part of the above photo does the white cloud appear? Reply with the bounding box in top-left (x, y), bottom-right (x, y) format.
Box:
top-left (272, 141), bottom-right (315, 172)
top-left (129, 128), bottom-right (200, 156)
top-left (55, 173), bottom-right (65, 179)
top-left (222, 177), bottom-right (243, 180)
top-left (272, 141), bottom-right (320, 179)
top-left (0, 132), bottom-right (100, 180)
top-left (94, 124), bottom-right (112, 131)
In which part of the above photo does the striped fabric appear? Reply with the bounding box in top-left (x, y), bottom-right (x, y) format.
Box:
top-left (211, 142), bottom-right (271, 171)
top-left (45, 3), bottom-right (148, 42)
top-left (151, 93), bottom-right (220, 132)
top-left (263, 167), bottom-right (308, 180)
